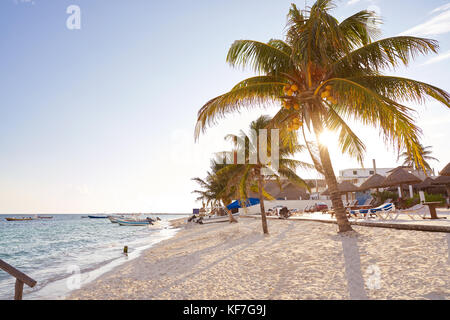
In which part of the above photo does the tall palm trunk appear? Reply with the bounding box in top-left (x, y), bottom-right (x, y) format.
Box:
top-left (256, 167), bottom-right (269, 234)
top-left (310, 110), bottom-right (353, 233)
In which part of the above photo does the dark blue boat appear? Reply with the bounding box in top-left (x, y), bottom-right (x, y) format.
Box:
top-left (88, 215), bottom-right (108, 219)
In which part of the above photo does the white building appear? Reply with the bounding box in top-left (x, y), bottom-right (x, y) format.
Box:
top-left (338, 168), bottom-right (394, 186)
top-left (339, 166), bottom-right (432, 187)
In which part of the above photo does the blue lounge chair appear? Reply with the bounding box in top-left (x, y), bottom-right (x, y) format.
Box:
top-left (350, 203), bottom-right (396, 220)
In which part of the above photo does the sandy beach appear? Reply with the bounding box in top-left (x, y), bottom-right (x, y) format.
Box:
top-left (68, 218), bottom-right (450, 300)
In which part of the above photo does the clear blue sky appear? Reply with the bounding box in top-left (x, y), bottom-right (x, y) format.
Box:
top-left (1, 0), bottom-right (449, 213)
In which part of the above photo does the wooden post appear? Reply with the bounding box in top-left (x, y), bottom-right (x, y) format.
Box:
top-left (429, 204), bottom-right (438, 219)
top-left (0, 259), bottom-right (37, 300)
top-left (14, 279), bottom-right (24, 300)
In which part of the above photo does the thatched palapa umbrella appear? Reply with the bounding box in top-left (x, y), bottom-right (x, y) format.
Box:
top-left (359, 173), bottom-right (386, 202)
top-left (439, 162), bottom-right (450, 176)
top-left (414, 177), bottom-right (435, 191)
top-left (359, 174), bottom-right (385, 191)
top-left (432, 175), bottom-right (450, 208)
top-left (322, 181), bottom-right (359, 202)
top-left (381, 167), bottom-right (422, 198)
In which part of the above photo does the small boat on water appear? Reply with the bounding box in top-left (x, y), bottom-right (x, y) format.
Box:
top-left (107, 215), bottom-right (128, 223)
top-left (88, 215), bottom-right (108, 219)
top-left (5, 217), bottom-right (33, 221)
top-left (115, 217), bottom-right (159, 226)
top-left (37, 216), bottom-right (53, 219)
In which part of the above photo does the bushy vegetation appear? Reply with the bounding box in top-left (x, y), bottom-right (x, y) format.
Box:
top-left (373, 190), bottom-right (446, 208)
top-left (404, 192), bottom-right (446, 208)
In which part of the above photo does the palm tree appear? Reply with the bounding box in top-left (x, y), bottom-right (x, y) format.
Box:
top-left (398, 144), bottom-right (438, 171)
top-left (195, 0), bottom-right (450, 232)
top-left (192, 157), bottom-right (238, 223)
top-left (217, 115), bottom-right (312, 234)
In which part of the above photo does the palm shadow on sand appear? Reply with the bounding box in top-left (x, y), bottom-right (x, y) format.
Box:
top-left (337, 233), bottom-right (369, 300)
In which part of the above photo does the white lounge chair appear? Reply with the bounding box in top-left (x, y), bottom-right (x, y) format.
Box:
top-left (396, 204), bottom-right (429, 220)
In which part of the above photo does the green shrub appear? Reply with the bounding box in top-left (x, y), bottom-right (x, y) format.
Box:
top-left (372, 191), bottom-right (446, 208)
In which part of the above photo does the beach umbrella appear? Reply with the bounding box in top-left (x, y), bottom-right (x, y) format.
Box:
top-left (321, 181), bottom-right (359, 202)
top-left (432, 175), bottom-right (450, 185)
top-left (439, 162), bottom-right (450, 176)
top-left (359, 174), bottom-right (386, 191)
top-left (414, 177), bottom-right (435, 191)
top-left (431, 175), bottom-right (450, 207)
top-left (381, 167), bottom-right (422, 198)
top-left (359, 173), bottom-right (386, 202)
top-left (273, 182), bottom-right (309, 200)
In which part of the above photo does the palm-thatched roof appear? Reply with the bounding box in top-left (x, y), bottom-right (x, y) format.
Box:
top-left (381, 167), bottom-right (422, 187)
top-left (321, 181), bottom-right (359, 195)
top-left (414, 177), bottom-right (435, 190)
top-left (274, 182), bottom-right (309, 200)
top-left (359, 174), bottom-right (386, 191)
top-left (432, 175), bottom-right (450, 185)
top-left (439, 162), bottom-right (450, 176)
top-left (247, 180), bottom-right (309, 200)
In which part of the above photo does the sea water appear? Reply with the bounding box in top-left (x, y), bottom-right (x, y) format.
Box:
top-left (0, 214), bottom-right (187, 300)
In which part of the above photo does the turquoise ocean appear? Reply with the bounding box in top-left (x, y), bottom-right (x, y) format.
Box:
top-left (0, 214), bottom-right (187, 300)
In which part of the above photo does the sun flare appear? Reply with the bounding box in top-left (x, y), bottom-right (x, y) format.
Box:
top-left (318, 130), bottom-right (336, 146)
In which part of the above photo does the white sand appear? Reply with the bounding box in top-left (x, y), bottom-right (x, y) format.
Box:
top-left (68, 218), bottom-right (450, 300)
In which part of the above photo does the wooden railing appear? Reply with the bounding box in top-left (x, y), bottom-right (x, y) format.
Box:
top-left (0, 259), bottom-right (37, 300)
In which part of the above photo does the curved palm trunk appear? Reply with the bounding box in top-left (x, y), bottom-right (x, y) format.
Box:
top-left (257, 167), bottom-right (269, 234)
top-left (311, 111), bottom-right (353, 233)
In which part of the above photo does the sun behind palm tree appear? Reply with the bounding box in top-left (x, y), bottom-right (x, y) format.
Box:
top-left (195, 0), bottom-right (450, 232)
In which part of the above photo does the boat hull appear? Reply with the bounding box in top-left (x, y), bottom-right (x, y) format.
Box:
top-left (198, 213), bottom-right (239, 224)
top-left (88, 215), bottom-right (108, 219)
top-left (116, 219), bottom-right (151, 226)
top-left (5, 218), bottom-right (33, 221)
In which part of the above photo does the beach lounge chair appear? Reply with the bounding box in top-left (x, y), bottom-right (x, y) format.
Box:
top-left (372, 203), bottom-right (399, 220)
top-left (349, 203), bottom-right (396, 220)
top-left (345, 200), bottom-right (358, 208)
top-left (361, 197), bottom-right (376, 207)
top-left (396, 204), bottom-right (429, 220)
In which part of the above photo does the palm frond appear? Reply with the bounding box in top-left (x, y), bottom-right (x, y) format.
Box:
top-left (325, 105), bottom-right (366, 164)
top-left (338, 10), bottom-right (381, 47)
top-left (277, 167), bottom-right (310, 191)
top-left (348, 75), bottom-right (450, 108)
top-left (332, 36), bottom-right (439, 76)
top-left (195, 82), bottom-right (285, 139)
top-left (327, 78), bottom-right (424, 160)
top-left (226, 40), bottom-right (293, 74)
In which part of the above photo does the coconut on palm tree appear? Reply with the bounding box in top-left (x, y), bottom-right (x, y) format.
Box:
top-left (195, 0), bottom-right (450, 232)
top-left (214, 115), bottom-right (312, 234)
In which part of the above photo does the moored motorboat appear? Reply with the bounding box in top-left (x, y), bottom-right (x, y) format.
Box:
top-left (108, 215), bottom-right (130, 223)
top-left (115, 218), bottom-right (155, 226)
top-left (5, 217), bottom-right (33, 221)
top-left (88, 215), bottom-right (108, 219)
top-left (108, 216), bottom-right (120, 223)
